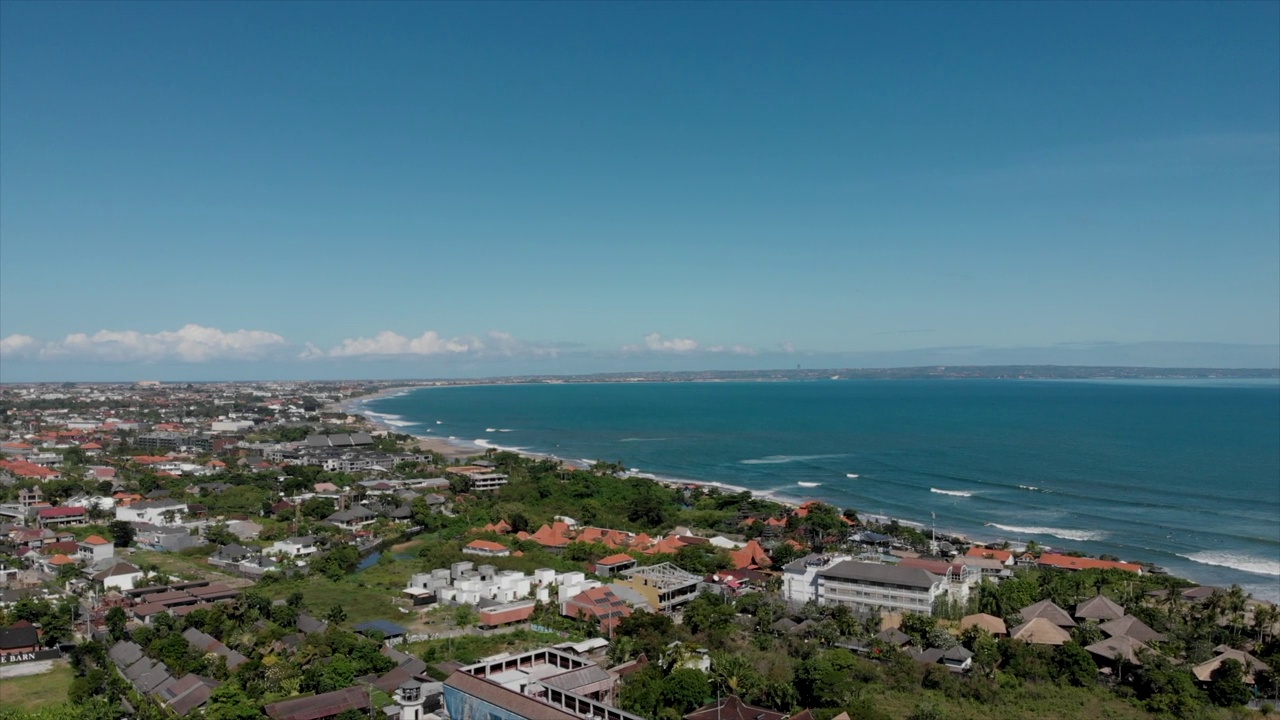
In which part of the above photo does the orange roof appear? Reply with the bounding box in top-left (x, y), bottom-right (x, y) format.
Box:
top-left (645, 536), bottom-right (686, 555)
top-left (465, 540), bottom-right (508, 553)
top-left (0, 459), bottom-right (60, 478)
top-left (966, 547), bottom-right (1013, 563)
top-left (729, 540), bottom-right (772, 570)
top-left (132, 456), bottom-right (170, 465)
top-left (529, 523), bottom-right (570, 548)
top-left (82, 535), bottom-right (111, 546)
top-left (1036, 553), bottom-right (1142, 574)
top-left (49, 554), bottom-right (77, 566)
top-left (597, 553), bottom-right (635, 566)
top-left (2, 442), bottom-right (33, 449)
top-left (206, 460), bottom-right (226, 467)
top-left (80, 443), bottom-right (103, 450)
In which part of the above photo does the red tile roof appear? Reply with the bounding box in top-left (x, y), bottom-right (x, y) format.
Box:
top-left (38, 506), bottom-right (86, 519)
top-left (1036, 553), bottom-right (1142, 574)
top-left (465, 540), bottom-right (508, 553)
top-left (966, 547), bottom-right (1013, 563)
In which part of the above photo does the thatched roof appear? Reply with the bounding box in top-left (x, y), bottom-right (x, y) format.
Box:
top-left (1075, 594), bottom-right (1125, 621)
top-left (959, 613), bottom-right (1007, 636)
top-left (1086, 635), bottom-right (1149, 665)
top-left (1192, 649), bottom-right (1271, 684)
top-left (1019, 599), bottom-right (1076, 628)
top-left (1010, 617), bottom-right (1072, 645)
top-left (1099, 615), bottom-right (1166, 644)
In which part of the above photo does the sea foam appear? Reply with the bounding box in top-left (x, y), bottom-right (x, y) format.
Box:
top-left (797, 482), bottom-right (821, 488)
top-left (931, 488), bottom-right (973, 498)
top-left (740, 454), bottom-right (845, 465)
top-left (986, 523), bottom-right (1107, 542)
top-left (1180, 551), bottom-right (1280, 577)
top-left (846, 473), bottom-right (860, 479)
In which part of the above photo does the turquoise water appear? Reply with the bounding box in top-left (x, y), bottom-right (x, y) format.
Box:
top-left (365, 380), bottom-right (1280, 600)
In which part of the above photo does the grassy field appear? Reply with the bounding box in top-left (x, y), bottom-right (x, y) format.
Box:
top-left (0, 661), bottom-right (74, 711)
top-left (128, 549), bottom-right (252, 587)
top-left (259, 576), bottom-right (409, 627)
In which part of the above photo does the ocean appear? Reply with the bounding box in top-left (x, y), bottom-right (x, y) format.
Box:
top-left (363, 379), bottom-right (1280, 601)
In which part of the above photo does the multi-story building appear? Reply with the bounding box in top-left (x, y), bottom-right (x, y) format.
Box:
top-left (613, 562), bottom-right (701, 613)
top-left (813, 560), bottom-right (946, 616)
top-left (443, 647), bottom-right (643, 720)
top-left (782, 554), bottom-right (853, 606)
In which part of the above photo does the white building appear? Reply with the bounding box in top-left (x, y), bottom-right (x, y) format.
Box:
top-left (782, 554), bottom-right (853, 606)
top-left (268, 537), bottom-right (318, 562)
top-left (115, 499), bottom-right (188, 526)
top-left (811, 560), bottom-right (947, 616)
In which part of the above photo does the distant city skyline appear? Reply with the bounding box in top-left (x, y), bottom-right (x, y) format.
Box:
top-left (2, 2), bottom-right (1277, 381)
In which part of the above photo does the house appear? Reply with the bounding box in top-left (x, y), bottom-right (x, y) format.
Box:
top-left (264, 686), bottom-right (370, 720)
top-left (353, 619), bottom-right (407, 645)
top-left (37, 506), bottom-right (86, 529)
top-left (0, 624), bottom-right (42, 659)
top-left (1192, 647), bottom-right (1272, 685)
top-left (182, 627), bottom-right (248, 670)
top-left (1075, 594), bottom-right (1125, 622)
top-left (1099, 615), bottom-right (1166, 644)
top-left (88, 561), bottom-right (145, 591)
top-left (134, 523), bottom-right (204, 552)
top-left (959, 613), bottom-right (1008, 637)
top-left (1036, 553), bottom-right (1142, 574)
top-left (594, 553), bottom-right (637, 577)
top-left (463, 540), bottom-right (510, 557)
top-left (1018, 599), bottom-right (1077, 628)
top-left (964, 546), bottom-right (1015, 565)
top-left (1010, 617), bottom-right (1072, 645)
top-left (326, 505), bottom-right (377, 531)
top-left (268, 537), bottom-right (318, 562)
top-left (154, 673), bottom-right (219, 715)
top-left (1085, 635), bottom-right (1150, 667)
top-left (562, 586), bottom-right (633, 634)
top-left (77, 535), bottom-right (114, 564)
top-left (467, 473), bottom-right (509, 492)
top-left (115, 499), bottom-right (188, 526)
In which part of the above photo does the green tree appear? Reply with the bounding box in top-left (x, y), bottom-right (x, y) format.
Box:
top-left (659, 668), bottom-right (711, 714)
top-left (105, 607), bottom-right (128, 641)
top-left (1207, 658), bottom-right (1252, 707)
top-left (454, 604), bottom-right (478, 628)
top-left (326, 604), bottom-right (347, 624)
top-left (108, 520), bottom-right (134, 548)
top-left (1052, 642), bottom-right (1097, 687)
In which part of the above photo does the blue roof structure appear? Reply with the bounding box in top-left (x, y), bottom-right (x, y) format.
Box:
top-left (354, 620), bottom-right (407, 637)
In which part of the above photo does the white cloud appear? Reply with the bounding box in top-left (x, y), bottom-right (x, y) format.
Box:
top-left (327, 330), bottom-right (480, 358)
top-left (642, 333), bottom-right (699, 353)
top-left (0, 334), bottom-right (39, 358)
top-left (623, 334), bottom-right (759, 355)
top-left (1, 325), bottom-right (287, 362)
top-left (322, 329), bottom-right (559, 359)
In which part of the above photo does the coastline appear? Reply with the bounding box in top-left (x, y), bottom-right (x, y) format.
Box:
top-left (348, 384), bottom-right (1280, 600)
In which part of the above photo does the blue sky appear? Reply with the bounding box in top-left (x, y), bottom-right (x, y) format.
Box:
top-left (2, 1), bottom-right (1278, 381)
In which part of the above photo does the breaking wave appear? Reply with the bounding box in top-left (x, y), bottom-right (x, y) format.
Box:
top-left (986, 523), bottom-right (1107, 542)
top-left (1180, 551), bottom-right (1280, 577)
top-left (931, 488), bottom-right (973, 498)
top-left (797, 482), bottom-right (821, 488)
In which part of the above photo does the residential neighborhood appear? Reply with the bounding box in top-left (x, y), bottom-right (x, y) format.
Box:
top-left (0, 380), bottom-right (1277, 720)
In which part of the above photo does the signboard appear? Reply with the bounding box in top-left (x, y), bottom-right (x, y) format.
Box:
top-left (0, 649), bottom-right (62, 664)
